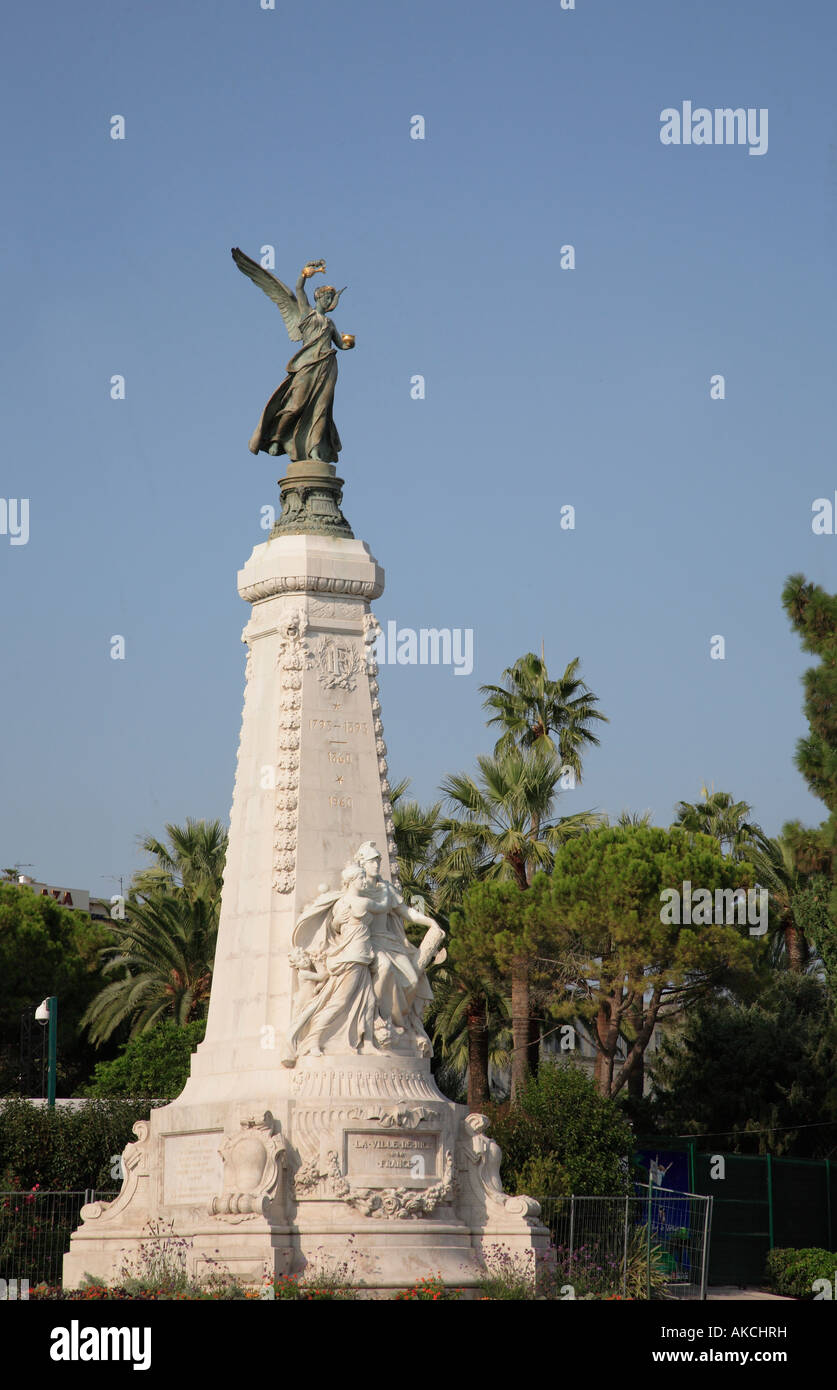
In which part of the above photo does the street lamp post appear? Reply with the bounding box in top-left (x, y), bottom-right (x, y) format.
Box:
top-left (35, 997), bottom-right (58, 1108)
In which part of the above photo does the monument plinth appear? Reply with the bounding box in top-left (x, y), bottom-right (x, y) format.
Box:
top-left (63, 251), bottom-right (547, 1293)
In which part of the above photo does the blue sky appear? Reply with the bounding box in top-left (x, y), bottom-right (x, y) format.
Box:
top-left (1, 0), bottom-right (836, 890)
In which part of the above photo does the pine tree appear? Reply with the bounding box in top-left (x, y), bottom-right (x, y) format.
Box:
top-left (782, 575), bottom-right (837, 822)
top-left (782, 574), bottom-right (837, 981)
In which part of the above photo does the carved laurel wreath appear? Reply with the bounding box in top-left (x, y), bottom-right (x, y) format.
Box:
top-left (309, 635), bottom-right (364, 691)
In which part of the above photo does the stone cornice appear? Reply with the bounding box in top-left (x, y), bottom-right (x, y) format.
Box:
top-left (240, 573), bottom-right (383, 604)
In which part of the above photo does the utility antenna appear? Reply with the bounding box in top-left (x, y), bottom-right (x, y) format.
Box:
top-left (6, 862), bottom-right (34, 882)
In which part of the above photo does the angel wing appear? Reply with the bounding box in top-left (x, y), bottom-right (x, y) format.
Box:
top-left (231, 247), bottom-right (303, 343)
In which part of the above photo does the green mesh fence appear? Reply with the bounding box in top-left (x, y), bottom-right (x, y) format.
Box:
top-left (640, 1143), bottom-right (837, 1287)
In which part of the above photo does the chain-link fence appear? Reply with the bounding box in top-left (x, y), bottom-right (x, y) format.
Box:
top-left (0, 1189), bottom-right (117, 1288)
top-left (538, 1187), bottom-right (713, 1299)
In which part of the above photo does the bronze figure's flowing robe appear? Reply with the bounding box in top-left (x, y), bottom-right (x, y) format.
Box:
top-left (248, 307), bottom-right (341, 462)
top-left (231, 248), bottom-right (353, 465)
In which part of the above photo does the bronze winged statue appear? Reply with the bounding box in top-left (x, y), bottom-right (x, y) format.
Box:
top-left (231, 249), bottom-right (354, 464)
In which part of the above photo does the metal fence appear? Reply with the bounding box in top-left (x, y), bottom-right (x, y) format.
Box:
top-left (638, 1142), bottom-right (837, 1286)
top-left (0, 1189), bottom-right (117, 1288)
top-left (1, 1184), bottom-right (711, 1297)
top-left (539, 1187), bottom-right (713, 1299)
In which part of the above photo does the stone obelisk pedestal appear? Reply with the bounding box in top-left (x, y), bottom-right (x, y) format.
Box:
top-left (64, 465), bottom-right (547, 1294)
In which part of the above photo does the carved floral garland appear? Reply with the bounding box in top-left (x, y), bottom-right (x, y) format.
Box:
top-left (293, 1147), bottom-right (454, 1220)
top-left (362, 611), bottom-right (399, 886)
top-left (272, 605), bottom-right (398, 896)
top-left (273, 610), bottom-right (307, 895)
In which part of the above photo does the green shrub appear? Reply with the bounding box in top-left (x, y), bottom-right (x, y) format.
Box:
top-left (512, 1152), bottom-right (571, 1199)
top-left (766, 1247), bottom-right (837, 1299)
top-left (0, 1097), bottom-right (156, 1190)
top-left (83, 1019), bottom-right (205, 1099)
top-left (487, 1061), bottom-right (633, 1196)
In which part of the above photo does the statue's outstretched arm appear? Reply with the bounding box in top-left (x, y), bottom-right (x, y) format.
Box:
top-left (330, 323), bottom-right (354, 351)
top-left (295, 271), bottom-right (311, 315)
top-left (398, 901), bottom-right (438, 932)
top-left (294, 260), bottom-right (326, 315)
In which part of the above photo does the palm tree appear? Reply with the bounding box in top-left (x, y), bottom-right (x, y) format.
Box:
top-left (83, 818), bottom-right (227, 1046)
top-left (746, 831), bottom-right (834, 974)
top-left (391, 780), bottom-right (509, 1108)
top-left (674, 786), bottom-right (762, 857)
top-left (426, 966), bottom-right (511, 1109)
top-left (480, 652), bottom-right (608, 778)
top-left (389, 780), bottom-right (443, 909)
top-left (131, 818), bottom-right (228, 903)
top-left (608, 809), bottom-right (653, 828)
top-left (81, 893), bottom-right (218, 1044)
top-left (438, 747), bottom-right (597, 1100)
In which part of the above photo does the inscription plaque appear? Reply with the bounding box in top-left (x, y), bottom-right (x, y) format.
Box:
top-left (345, 1130), bottom-right (439, 1184)
top-left (163, 1130), bottom-right (224, 1205)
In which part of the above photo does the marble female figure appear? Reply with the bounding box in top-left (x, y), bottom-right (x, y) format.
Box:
top-left (352, 842), bottom-right (445, 1056)
top-left (280, 864), bottom-right (378, 1064)
top-left (281, 844), bottom-right (446, 1066)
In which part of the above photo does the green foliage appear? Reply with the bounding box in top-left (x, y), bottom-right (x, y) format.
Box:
top-left (292, 1239), bottom-right (359, 1299)
top-left (83, 1019), bottom-right (205, 1098)
top-left (439, 748), bottom-right (598, 894)
top-left (80, 817), bottom-right (227, 1048)
top-left (487, 1061), bottom-right (633, 1196)
top-left (130, 818), bottom-right (228, 903)
top-left (795, 875), bottom-right (837, 1000)
top-left (390, 781), bottom-right (444, 912)
top-left (512, 1151), bottom-right (570, 1198)
top-left (746, 833), bottom-right (820, 972)
top-left (547, 824), bottom-right (755, 977)
top-left (449, 880), bottom-right (537, 978)
top-left (0, 1180), bottom-right (65, 1285)
top-left (548, 1242), bottom-right (623, 1299)
top-left (547, 1229), bottom-right (671, 1300)
top-left (117, 1220), bottom-right (194, 1295)
top-left (782, 576), bottom-right (837, 941)
top-left (424, 966), bottom-right (510, 1103)
top-left (0, 1097), bottom-right (155, 1190)
top-left (81, 893), bottom-right (218, 1045)
top-left (545, 824), bottom-right (759, 1096)
top-left (649, 973), bottom-right (837, 1156)
top-left (0, 885), bottom-right (119, 1095)
top-left (766, 1246), bottom-right (837, 1299)
top-left (480, 651), bottom-right (607, 768)
top-left (623, 1225), bottom-right (674, 1300)
top-left (477, 1245), bottom-right (537, 1299)
top-left (673, 787), bottom-right (762, 857)
top-left (31, 1283), bottom-right (252, 1300)
top-left (782, 576), bottom-right (837, 818)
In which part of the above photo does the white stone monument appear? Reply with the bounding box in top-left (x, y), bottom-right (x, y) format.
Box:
top-left (63, 460), bottom-right (547, 1294)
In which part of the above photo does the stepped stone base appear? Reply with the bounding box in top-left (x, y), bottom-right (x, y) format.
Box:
top-left (63, 1062), bottom-right (548, 1292)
